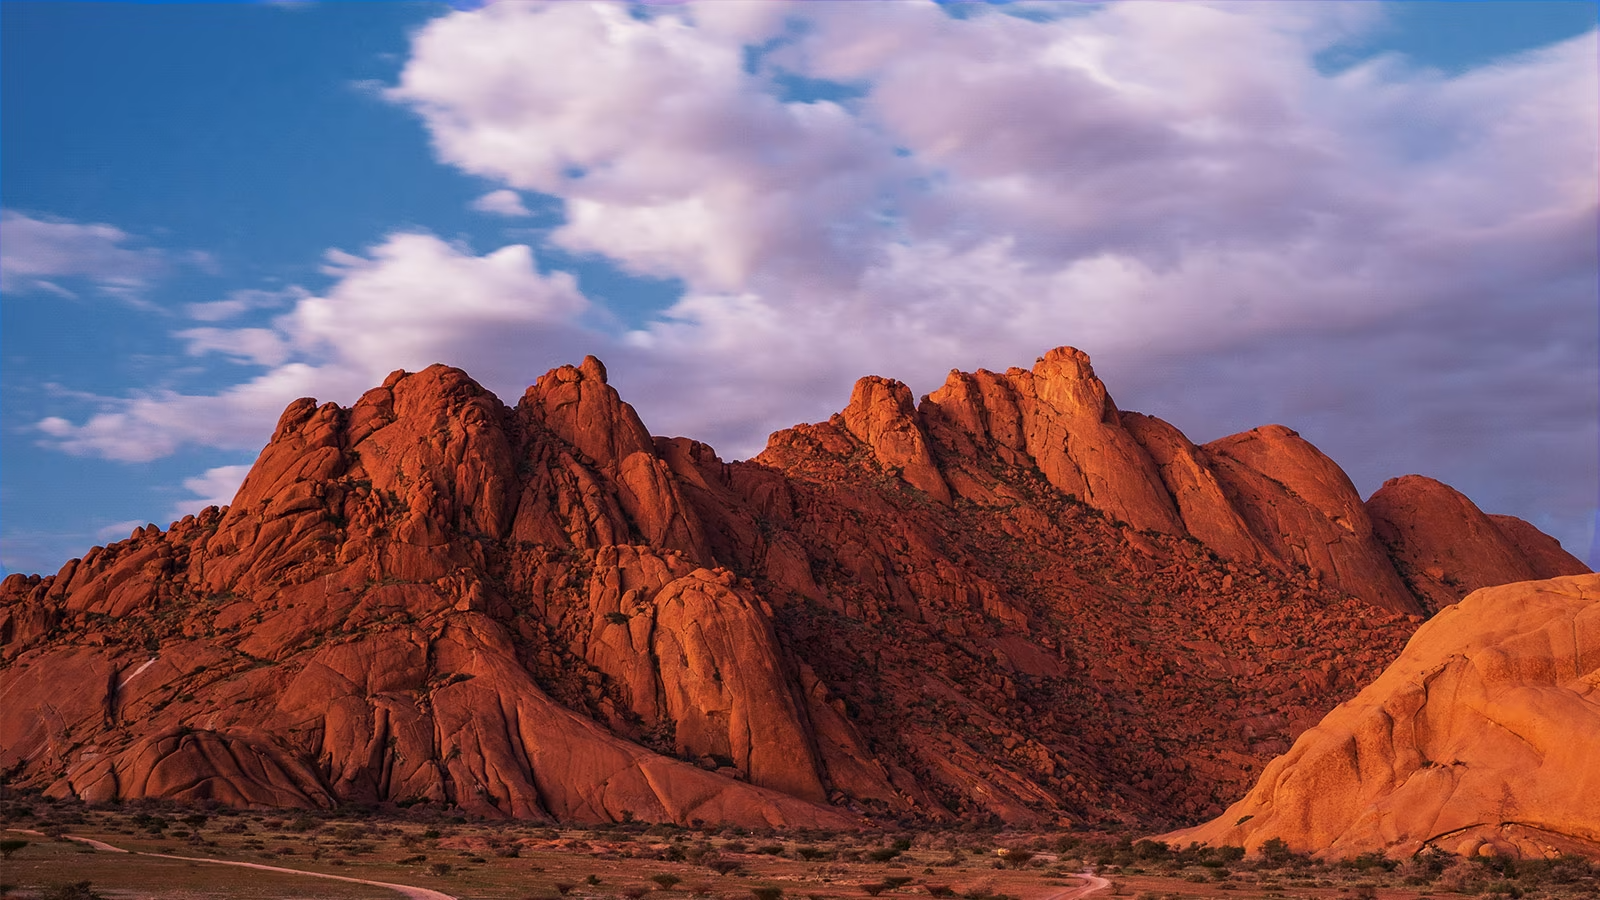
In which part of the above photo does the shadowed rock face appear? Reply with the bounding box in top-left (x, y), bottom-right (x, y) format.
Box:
top-left (0, 348), bottom-right (1583, 829)
top-left (1162, 574), bottom-right (1600, 860)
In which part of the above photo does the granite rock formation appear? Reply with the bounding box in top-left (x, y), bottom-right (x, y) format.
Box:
top-left (1163, 573), bottom-right (1600, 859)
top-left (1, 348), bottom-right (1584, 828)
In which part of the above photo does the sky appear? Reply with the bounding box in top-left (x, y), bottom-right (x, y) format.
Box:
top-left (2, 0), bottom-right (1597, 577)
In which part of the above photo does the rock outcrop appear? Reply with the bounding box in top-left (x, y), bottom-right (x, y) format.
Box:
top-left (1368, 475), bottom-right (1538, 614)
top-left (1163, 574), bottom-right (1600, 859)
top-left (1, 347), bottom-right (1584, 828)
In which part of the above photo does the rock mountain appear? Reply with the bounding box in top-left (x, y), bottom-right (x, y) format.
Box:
top-left (0, 348), bottom-right (1586, 830)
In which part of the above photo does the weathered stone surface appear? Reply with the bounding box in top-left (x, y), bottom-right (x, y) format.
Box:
top-left (1489, 514), bottom-right (1591, 579)
top-left (1, 348), bottom-right (1580, 830)
top-left (839, 376), bottom-right (952, 504)
top-left (1163, 574), bottom-right (1600, 860)
top-left (921, 349), bottom-right (1180, 533)
top-left (1368, 475), bottom-right (1537, 613)
top-left (1121, 412), bottom-right (1274, 566)
top-left (1205, 426), bottom-right (1422, 615)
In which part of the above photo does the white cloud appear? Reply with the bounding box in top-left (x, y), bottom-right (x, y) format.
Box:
top-left (36, 232), bottom-right (596, 461)
top-left (172, 465), bottom-right (252, 519)
top-left (95, 519), bottom-right (152, 544)
top-left (186, 286), bottom-right (307, 322)
top-left (390, 1), bottom-right (900, 293)
top-left (176, 327), bottom-right (293, 367)
top-left (471, 189), bottom-right (532, 217)
top-left (30, 1), bottom-right (1599, 559)
top-left (0, 210), bottom-right (170, 300)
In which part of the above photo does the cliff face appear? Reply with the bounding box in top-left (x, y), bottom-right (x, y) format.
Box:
top-left (1162, 573), bottom-right (1600, 860)
top-left (0, 348), bottom-right (1582, 828)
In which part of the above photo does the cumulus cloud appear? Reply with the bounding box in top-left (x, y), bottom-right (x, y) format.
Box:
top-left (471, 189), bottom-right (533, 217)
top-left (390, 2), bottom-right (902, 293)
top-left (36, 232), bottom-right (596, 461)
top-left (172, 465), bottom-right (252, 519)
top-left (33, 1), bottom-right (1599, 558)
top-left (0, 210), bottom-right (171, 300)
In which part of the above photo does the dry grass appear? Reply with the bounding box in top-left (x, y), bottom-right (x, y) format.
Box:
top-left (1, 798), bottom-right (1594, 900)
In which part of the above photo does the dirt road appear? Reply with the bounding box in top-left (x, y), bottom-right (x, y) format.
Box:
top-left (12, 829), bottom-right (457, 900)
top-left (1046, 872), bottom-right (1111, 900)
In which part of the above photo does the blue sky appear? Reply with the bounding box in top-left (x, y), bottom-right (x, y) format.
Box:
top-left (3, 0), bottom-right (1597, 576)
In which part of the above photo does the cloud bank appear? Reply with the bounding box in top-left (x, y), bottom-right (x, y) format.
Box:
top-left (31, 0), bottom-right (1600, 559)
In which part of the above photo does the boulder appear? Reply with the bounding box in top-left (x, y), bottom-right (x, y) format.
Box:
top-left (1163, 574), bottom-right (1600, 859)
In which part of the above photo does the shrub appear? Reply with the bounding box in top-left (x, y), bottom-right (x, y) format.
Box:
top-left (623, 886), bottom-right (652, 899)
top-left (427, 863), bottom-right (452, 877)
top-left (997, 850), bottom-right (1034, 869)
top-left (653, 875), bottom-right (684, 890)
top-left (1131, 841), bottom-right (1169, 861)
top-left (0, 839), bottom-right (28, 860)
top-left (555, 884), bottom-right (576, 895)
top-left (750, 888), bottom-right (783, 900)
top-left (43, 883), bottom-right (103, 900)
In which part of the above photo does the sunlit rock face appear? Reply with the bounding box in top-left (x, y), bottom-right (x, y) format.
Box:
top-left (1164, 573), bottom-right (1600, 860)
top-left (1, 348), bottom-right (1582, 827)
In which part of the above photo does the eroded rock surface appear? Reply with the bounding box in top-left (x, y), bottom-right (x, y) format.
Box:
top-left (1163, 574), bottom-right (1600, 859)
top-left (1, 347), bottom-right (1583, 829)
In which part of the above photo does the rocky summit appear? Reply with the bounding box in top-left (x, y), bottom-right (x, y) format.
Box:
top-left (0, 348), bottom-right (1586, 831)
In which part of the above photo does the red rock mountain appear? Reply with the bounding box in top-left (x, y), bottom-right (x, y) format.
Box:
top-left (0, 348), bottom-right (1585, 828)
top-left (1164, 573), bottom-right (1600, 860)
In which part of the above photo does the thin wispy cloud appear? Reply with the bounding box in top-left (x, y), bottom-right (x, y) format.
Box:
top-left (0, 210), bottom-right (171, 301)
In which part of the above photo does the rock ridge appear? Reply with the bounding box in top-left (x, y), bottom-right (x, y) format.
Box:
top-left (1, 347), bottom-right (1585, 830)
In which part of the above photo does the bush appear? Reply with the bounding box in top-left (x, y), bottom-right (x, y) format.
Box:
top-left (1131, 840), bottom-right (1169, 861)
top-left (427, 863), bottom-right (452, 877)
top-left (1436, 859), bottom-right (1486, 894)
top-left (653, 874), bottom-right (684, 890)
top-left (998, 849), bottom-right (1035, 869)
top-left (750, 888), bottom-right (783, 900)
top-left (43, 883), bottom-right (103, 900)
